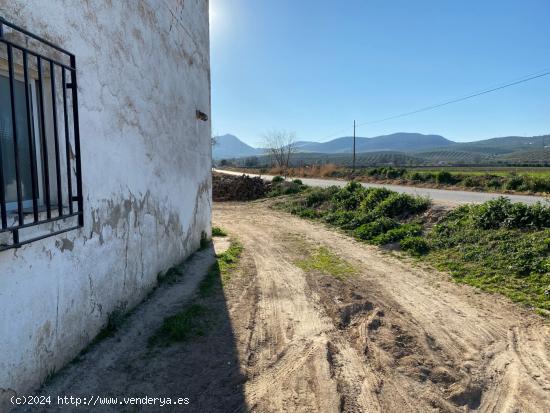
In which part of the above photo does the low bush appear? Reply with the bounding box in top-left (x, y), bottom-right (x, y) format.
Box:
top-left (400, 236), bottom-right (430, 256)
top-left (339, 211), bottom-right (379, 230)
top-left (463, 176), bottom-right (481, 188)
top-left (367, 167), bottom-right (407, 179)
top-left (292, 179), bottom-right (303, 185)
top-left (354, 217), bottom-right (399, 241)
top-left (531, 177), bottom-right (550, 193)
top-left (295, 208), bottom-right (322, 219)
top-left (304, 186), bottom-right (339, 207)
top-left (323, 210), bottom-right (357, 226)
top-left (375, 193), bottom-right (430, 217)
top-left (373, 223), bottom-right (422, 245)
top-left (435, 170), bottom-right (455, 184)
top-left (472, 197), bottom-right (550, 230)
top-left (486, 177), bottom-right (503, 189)
top-left (272, 175), bottom-right (284, 183)
top-left (267, 181), bottom-right (305, 197)
top-left (359, 188), bottom-right (393, 211)
top-left (407, 171), bottom-right (431, 182)
top-left (504, 175), bottom-right (525, 191)
top-left (331, 181), bottom-right (367, 211)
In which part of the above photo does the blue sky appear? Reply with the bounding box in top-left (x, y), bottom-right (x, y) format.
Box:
top-left (209, 0), bottom-right (550, 146)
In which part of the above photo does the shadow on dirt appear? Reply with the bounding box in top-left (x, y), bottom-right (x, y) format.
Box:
top-left (13, 242), bottom-right (247, 413)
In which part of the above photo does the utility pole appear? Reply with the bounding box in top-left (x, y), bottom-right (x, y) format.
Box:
top-left (352, 120), bottom-right (356, 176)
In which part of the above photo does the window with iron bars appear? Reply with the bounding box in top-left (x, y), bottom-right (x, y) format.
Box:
top-left (0, 17), bottom-right (83, 251)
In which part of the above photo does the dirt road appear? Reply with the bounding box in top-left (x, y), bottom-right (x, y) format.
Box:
top-left (213, 201), bottom-right (549, 412)
top-left (20, 201), bottom-right (549, 413)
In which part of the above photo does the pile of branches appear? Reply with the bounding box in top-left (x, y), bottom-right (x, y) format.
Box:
top-left (212, 173), bottom-right (270, 201)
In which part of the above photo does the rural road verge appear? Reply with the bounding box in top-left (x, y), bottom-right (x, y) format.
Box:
top-left (214, 168), bottom-right (549, 205)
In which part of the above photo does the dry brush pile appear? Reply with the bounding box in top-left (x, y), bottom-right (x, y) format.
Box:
top-left (212, 173), bottom-right (270, 201)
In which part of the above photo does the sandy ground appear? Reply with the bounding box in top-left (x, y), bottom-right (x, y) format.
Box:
top-left (14, 201), bottom-right (550, 413)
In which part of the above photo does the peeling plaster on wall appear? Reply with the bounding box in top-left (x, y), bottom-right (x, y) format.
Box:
top-left (0, 0), bottom-right (211, 397)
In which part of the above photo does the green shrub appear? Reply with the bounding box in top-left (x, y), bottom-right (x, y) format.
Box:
top-left (304, 186), bottom-right (339, 207)
top-left (295, 208), bottom-right (321, 219)
top-left (407, 171), bottom-right (424, 181)
top-left (324, 210), bottom-right (357, 226)
top-left (531, 177), bottom-right (550, 193)
top-left (375, 193), bottom-right (430, 217)
top-left (354, 217), bottom-right (399, 241)
top-left (367, 167), bottom-right (407, 179)
top-left (267, 182), bottom-right (304, 197)
top-left (435, 170), bottom-right (455, 184)
top-left (331, 181), bottom-right (367, 211)
top-left (504, 175), bottom-right (525, 191)
top-left (400, 236), bottom-right (430, 256)
top-left (359, 188), bottom-right (393, 211)
top-left (339, 211), bottom-right (379, 230)
top-left (472, 197), bottom-right (550, 230)
top-left (463, 176), bottom-right (481, 188)
top-left (272, 175), bottom-right (284, 183)
top-left (373, 223), bottom-right (422, 245)
top-left (292, 179), bottom-right (303, 185)
top-left (486, 177), bottom-right (503, 189)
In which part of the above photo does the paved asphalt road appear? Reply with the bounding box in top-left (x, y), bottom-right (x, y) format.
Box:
top-left (214, 169), bottom-right (549, 206)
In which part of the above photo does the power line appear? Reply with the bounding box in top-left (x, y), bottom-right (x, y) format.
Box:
top-left (321, 68), bottom-right (550, 140)
top-left (356, 70), bottom-right (550, 128)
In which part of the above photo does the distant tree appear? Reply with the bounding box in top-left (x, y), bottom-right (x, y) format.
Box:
top-left (245, 156), bottom-right (259, 167)
top-left (220, 159), bottom-right (229, 166)
top-left (263, 130), bottom-right (297, 177)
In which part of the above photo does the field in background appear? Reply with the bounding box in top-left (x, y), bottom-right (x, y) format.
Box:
top-left (409, 166), bottom-right (550, 178)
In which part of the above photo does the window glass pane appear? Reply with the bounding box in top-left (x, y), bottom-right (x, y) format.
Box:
top-left (0, 75), bottom-right (33, 206)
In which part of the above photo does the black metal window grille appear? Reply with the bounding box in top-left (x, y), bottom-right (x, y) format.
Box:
top-left (0, 17), bottom-right (83, 251)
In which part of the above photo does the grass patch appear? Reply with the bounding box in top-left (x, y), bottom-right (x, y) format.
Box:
top-left (199, 241), bottom-right (244, 296)
top-left (149, 240), bottom-right (244, 347)
top-left (296, 246), bottom-right (356, 280)
top-left (148, 304), bottom-right (210, 346)
top-left (212, 226), bottom-right (227, 237)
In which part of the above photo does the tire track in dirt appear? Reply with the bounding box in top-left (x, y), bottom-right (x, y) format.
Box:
top-left (214, 201), bottom-right (550, 413)
top-left (217, 208), bottom-right (383, 412)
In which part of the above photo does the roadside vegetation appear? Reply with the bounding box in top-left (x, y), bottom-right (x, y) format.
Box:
top-left (230, 165), bottom-right (550, 195)
top-left (274, 182), bottom-right (550, 313)
top-left (267, 175), bottom-right (306, 197)
top-left (149, 235), bottom-right (243, 346)
top-left (357, 166), bottom-right (550, 194)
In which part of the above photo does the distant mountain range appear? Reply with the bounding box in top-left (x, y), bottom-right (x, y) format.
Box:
top-left (213, 133), bottom-right (550, 165)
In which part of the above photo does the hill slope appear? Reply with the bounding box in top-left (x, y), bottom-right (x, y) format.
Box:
top-left (213, 134), bottom-right (262, 159)
top-left (293, 133), bottom-right (453, 153)
top-left (213, 133), bottom-right (550, 165)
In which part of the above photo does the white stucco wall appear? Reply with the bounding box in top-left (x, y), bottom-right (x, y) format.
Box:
top-left (0, 0), bottom-right (211, 398)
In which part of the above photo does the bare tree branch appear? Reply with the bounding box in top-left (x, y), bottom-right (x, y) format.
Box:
top-left (262, 130), bottom-right (297, 177)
